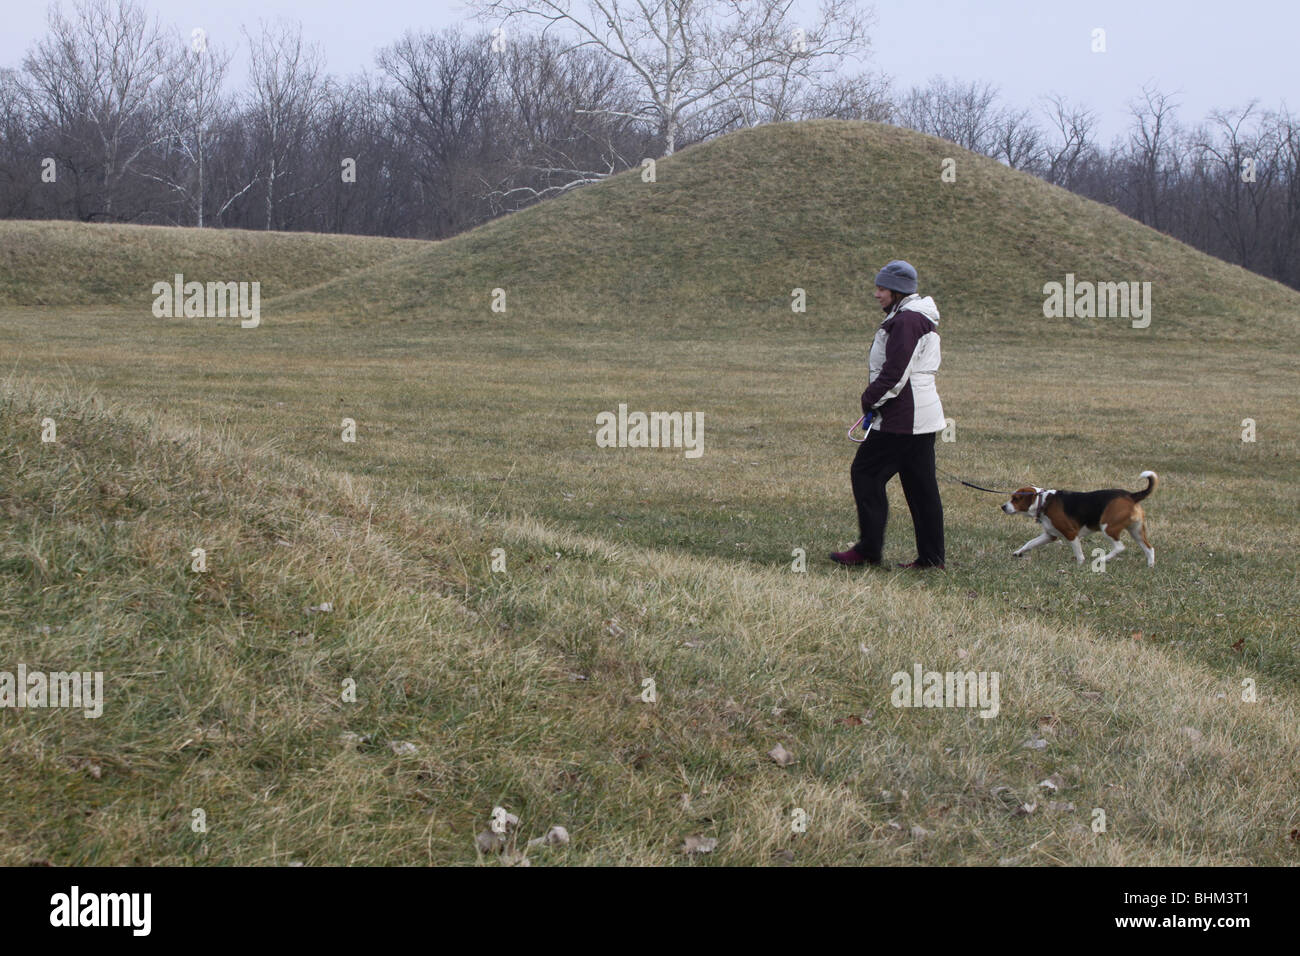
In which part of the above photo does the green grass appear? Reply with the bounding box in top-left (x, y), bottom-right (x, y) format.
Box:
top-left (1, 120), bottom-right (1298, 865)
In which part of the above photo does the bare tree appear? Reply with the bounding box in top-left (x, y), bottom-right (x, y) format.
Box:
top-left (1188, 103), bottom-right (1284, 270)
top-left (1273, 109), bottom-right (1300, 287)
top-left (472, 0), bottom-right (874, 156)
top-left (896, 76), bottom-right (1002, 154)
top-left (377, 28), bottom-right (502, 236)
top-left (1041, 93), bottom-right (1096, 188)
top-left (21, 0), bottom-right (177, 220)
top-left (143, 32), bottom-right (234, 226)
top-left (0, 67), bottom-right (35, 216)
top-left (1123, 83), bottom-right (1182, 230)
top-left (245, 20), bottom-right (326, 230)
top-left (484, 34), bottom-right (651, 209)
top-left (789, 69), bottom-right (892, 122)
top-left (990, 106), bottom-right (1041, 171)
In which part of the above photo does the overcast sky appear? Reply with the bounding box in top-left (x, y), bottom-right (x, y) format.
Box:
top-left (1, 0), bottom-right (1294, 144)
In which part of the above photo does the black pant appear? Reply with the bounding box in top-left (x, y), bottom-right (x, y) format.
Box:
top-left (850, 430), bottom-right (945, 565)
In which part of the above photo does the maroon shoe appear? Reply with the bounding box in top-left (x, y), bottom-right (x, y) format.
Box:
top-left (830, 547), bottom-right (880, 567)
top-left (896, 560), bottom-right (945, 570)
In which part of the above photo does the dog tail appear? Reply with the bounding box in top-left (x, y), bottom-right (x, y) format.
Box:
top-left (1131, 470), bottom-right (1158, 502)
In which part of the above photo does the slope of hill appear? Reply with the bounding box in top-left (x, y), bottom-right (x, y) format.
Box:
top-left (271, 120), bottom-right (1300, 339)
top-left (0, 220), bottom-right (424, 308)
top-left (3, 377), bottom-right (1296, 865)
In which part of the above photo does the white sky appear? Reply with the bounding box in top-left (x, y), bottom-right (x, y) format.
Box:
top-left (1, 0), bottom-right (1295, 144)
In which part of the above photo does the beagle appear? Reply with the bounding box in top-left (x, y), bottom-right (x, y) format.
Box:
top-left (1002, 471), bottom-right (1157, 566)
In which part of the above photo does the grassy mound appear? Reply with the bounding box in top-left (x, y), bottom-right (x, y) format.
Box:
top-left (271, 120), bottom-right (1300, 339)
top-left (0, 220), bottom-right (423, 308)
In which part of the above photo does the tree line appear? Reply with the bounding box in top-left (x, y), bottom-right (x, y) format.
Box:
top-left (0, 0), bottom-right (1295, 293)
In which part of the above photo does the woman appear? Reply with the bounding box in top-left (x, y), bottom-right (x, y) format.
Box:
top-left (830, 260), bottom-right (946, 569)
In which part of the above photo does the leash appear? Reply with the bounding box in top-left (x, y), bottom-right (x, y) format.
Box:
top-left (935, 465), bottom-right (1048, 515)
top-left (934, 466), bottom-right (1012, 496)
top-left (847, 414), bottom-right (1015, 496)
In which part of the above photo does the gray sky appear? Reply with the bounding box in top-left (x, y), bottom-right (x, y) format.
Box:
top-left (2, 0), bottom-right (1295, 144)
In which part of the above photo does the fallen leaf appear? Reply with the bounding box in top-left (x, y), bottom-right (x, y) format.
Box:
top-left (682, 835), bottom-right (717, 855)
top-left (490, 808), bottom-right (520, 832)
top-left (1230, 638), bottom-right (1245, 653)
top-left (528, 825), bottom-right (570, 847)
top-left (1039, 774), bottom-right (1065, 792)
top-left (475, 831), bottom-right (503, 854)
top-left (1022, 737), bottom-right (1048, 750)
top-left (836, 715), bottom-right (863, 727)
top-left (1016, 801), bottom-right (1038, 816)
top-left (304, 602), bottom-right (333, 614)
top-left (605, 619), bottom-right (625, 638)
top-left (1131, 630), bottom-right (1143, 641)
top-left (768, 743), bottom-right (796, 766)
top-left (1048, 801), bottom-right (1077, 812)
top-left (389, 740), bottom-right (418, 756)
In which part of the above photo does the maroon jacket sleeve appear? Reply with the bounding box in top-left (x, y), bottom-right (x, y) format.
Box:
top-left (861, 310), bottom-right (927, 414)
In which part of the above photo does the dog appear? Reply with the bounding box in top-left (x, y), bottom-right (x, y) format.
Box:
top-left (1001, 471), bottom-right (1157, 566)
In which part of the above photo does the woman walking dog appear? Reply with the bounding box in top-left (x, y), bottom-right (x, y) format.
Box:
top-left (831, 260), bottom-right (946, 569)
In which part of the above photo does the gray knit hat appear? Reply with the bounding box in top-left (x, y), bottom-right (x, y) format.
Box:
top-left (874, 259), bottom-right (917, 294)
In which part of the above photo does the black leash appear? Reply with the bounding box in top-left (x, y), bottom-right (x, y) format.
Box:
top-left (847, 416), bottom-right (1014, 496)
top-left (934, 465), bottom-right (1012, 496)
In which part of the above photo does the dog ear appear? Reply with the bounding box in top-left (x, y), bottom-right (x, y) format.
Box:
top-left (1011, 487), bottom-right (1035, 508)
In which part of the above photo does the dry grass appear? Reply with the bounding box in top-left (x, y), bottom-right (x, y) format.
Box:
top-left (0, 220), bottom-right (423, 307)
top-left (1, 377), bottom-right (1296, 865)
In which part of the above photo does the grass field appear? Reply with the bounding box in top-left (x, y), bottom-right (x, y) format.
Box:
top-left (1, 121), bottom-right (1298, 865)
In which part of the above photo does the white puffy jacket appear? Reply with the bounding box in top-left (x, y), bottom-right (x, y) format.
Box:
top-left (862, 293), bottom-right (946, 435)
